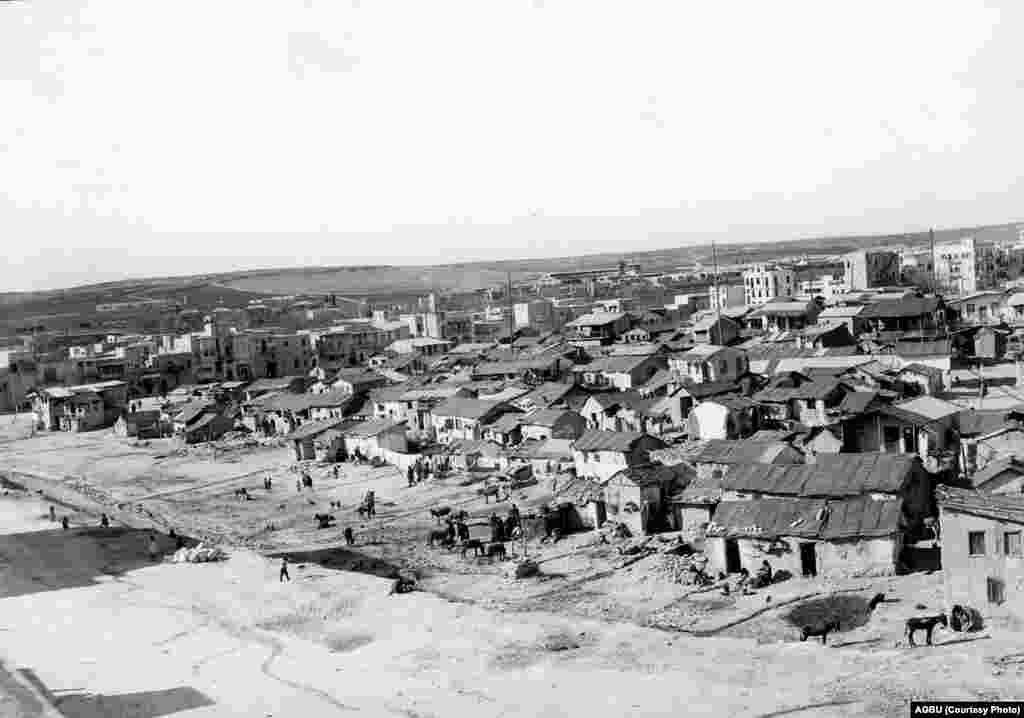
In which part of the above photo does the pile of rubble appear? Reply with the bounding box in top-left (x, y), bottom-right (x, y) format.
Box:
top-left (170, 543), bottom-right (228, 563)
top-left (653, 552), bottom-right (711, 585)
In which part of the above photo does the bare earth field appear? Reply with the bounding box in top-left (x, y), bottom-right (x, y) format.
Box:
top-left (1, 417), bottom-right (1023, 716)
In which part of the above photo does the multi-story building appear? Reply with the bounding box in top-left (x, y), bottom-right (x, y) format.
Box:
top-left (315, 320), bottom-right (411, 371)
top-left (742, 264), bottom-right (795, 306)
top-left (708, 285), bottom-right (745, 311)
top-left (932, 237), bottom-right (1003, 296)
top-left (842, 250), bottom-right (900, 291)
top-left (797, 274), bottom-right (844, 301)
top-left (513, 299), bottom-right (555, 330)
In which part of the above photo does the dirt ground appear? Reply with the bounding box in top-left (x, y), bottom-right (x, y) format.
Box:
top-left (3, 415), bottom-right (1024, 715)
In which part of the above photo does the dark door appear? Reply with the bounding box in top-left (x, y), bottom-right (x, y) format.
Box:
top-left (800, 542), bottom-right (817, 577)
top-left (594, 501), bottom-right (607, 528)
top-left (725, 539), bottom-right (742, 573)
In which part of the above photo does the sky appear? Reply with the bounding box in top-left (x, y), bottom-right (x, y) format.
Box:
top-left (2, 1), bottom-right (1024, 291)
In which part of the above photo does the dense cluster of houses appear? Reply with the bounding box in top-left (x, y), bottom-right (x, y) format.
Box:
top-left (17, 236), bottom-right (1024, 624)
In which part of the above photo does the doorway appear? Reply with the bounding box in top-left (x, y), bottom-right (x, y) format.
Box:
top-left (725, 539), bottom-right (742, 573)
top-left (800, 542), bottom-right (817, 577)
top-left (593, 501), bottom-right (607, 528)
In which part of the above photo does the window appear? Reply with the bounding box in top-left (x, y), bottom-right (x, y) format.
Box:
top-left (1005, 532), bottom-right (1022, 557)
top-left (969, 531), bottom-right (986, 556)
top-left (987, 577), bottom-right (1005, 605)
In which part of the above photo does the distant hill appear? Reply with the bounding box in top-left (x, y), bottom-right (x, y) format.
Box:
top-left (1, 220), bottom-right (1022, 336)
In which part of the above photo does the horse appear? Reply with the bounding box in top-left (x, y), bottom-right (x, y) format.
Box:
top-left (429, 506), bottom-right (452, 524)
top-left (486, 542), bottom-right (507, 561)
top-left (905, 614), bottom-right (947, 647)
top-left (460, 539), bottom-right (485, 558)
top-left (800, 620), bottom-right (840, 645)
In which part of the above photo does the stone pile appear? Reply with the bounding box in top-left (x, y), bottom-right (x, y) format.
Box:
top-left (170, 543), bottom-right (228, 563)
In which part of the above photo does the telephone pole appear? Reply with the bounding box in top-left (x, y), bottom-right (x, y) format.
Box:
top-left (711, 239), bottom-right (723, 345)
top-left (929, 228), bottom-right (937, 293)
top-left (505, 272), bottom-right (515, 348)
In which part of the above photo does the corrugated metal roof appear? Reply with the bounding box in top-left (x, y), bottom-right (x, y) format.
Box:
top-left (706, 497), bottom-right (828, 539)
top-left (521, 408), bottom-right (579, 428)
top-left (957, 409), bottom-right (1016, 437)
top-left (573, 429), bottom-right (662, 453)
top-left (515, 437), bottom-right (574, 460)
top-left (432, 398), bottom-right (508, 420)
top-left (693, 440), bottom-right (798, 465)
top-left (722, 453), bottom-right (916, 497)
top-left (610, 463), bottom-right (693, 488)
top-left (839, 390), bottom-right (879, 414)
top-left (669, 472), bottom-right (725, 504)
top-left (343, 418), bottom-right (404, 438)
top-left (937, 486), bottom-right (1024, 525)
top-left (284, 417), bottom-right (347, 441)
top-left (819, 495), bottom-right (904, 539)
top-left (888, 396), bottom-right (960, 422)
top-left (859, 297), bottom-right (939, 319)
top-left (753, 378), bottom-right (844, 403)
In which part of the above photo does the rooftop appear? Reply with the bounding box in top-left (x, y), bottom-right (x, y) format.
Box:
top-left (565, 312), bottom-right (627, 328)
top-left (692, 439), bottom-right (799, 465)
top-left (722, 453), bottom-right (918, 497)
top-left (573, 429), bottom-right (663, 453)
top-left (937, 486), bottom-right (1024, 526)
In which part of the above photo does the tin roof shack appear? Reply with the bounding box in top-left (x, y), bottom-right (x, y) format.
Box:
top-left (669, 345), bottom-right (749, 385)
top-left (515, 438), bottom-right (575, 479)
top-left (668, 472), bottom-right (728, 542)
top-left (472, 356), bottom-right (563, 384)
top-left (341, 418), bottom-right (408, 460)
top-left (61, 389), bottom-right (105, 432)
top-left (431, 398), bottom-right (519, 444)
top-left (705, 454), bottom-right (929, 578)
top-left (795, 323), bottom-right (856, 350)
top-left (752, 377), bottom-right (849, 428)
top-left (446, 438), bottom-right (509, 471)
top-left (574, 353), bottom-right (667, 391)
top-left (841, 396), bottom-right (961, 475)
top-left (511, 381), bottom-right (574, 413)
top-left (519, 408), bottom-right (587, 442)
top-left (691, 314), bottom-right (739, 345)
top-left (598, 464), bottom-right (692, 536)
top-left (748, 299), bottom-right (821, 332)
top-left (114, 409), bottom-right (162, 439)
top-left (817, 305), bottom-right (870, 336)
top-left (182, 412), bottom-right (235, 445)
top-left (687, 396), bottom-right (761, 440)
top-left (285, 417), bottom-right (347, 461)
top-left (325, 369), bottom-right (387, 397)
top-left (395, 384), bottom-right (472, 435)
top-left (483, 412), bottom-right (524, 447)
top-left (958, 410), bottom-right (1024, 478)
top-left (896, 363), bottom-right (946, 396)
top-left (859, 296), bottom-right (944, 334)
top-left (244, 376), bottom-right (307, 402)
top-left (970, 458), bottom-right (1024, 495)
top-left (690, 439), bottom-right (804, 484)
top-left (565, 312), bottom-right (632, 347)
top-left (936, 487), bottom-right (1024, 624)
top-left (571, 430), bottom-right (667, 481)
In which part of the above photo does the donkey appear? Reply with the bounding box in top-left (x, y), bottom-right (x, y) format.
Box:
top-left (800, 619), bottom-right (840, 645)
top-left (427, 528), bottom-right (451, 547)
top-left (905, 614), bottom-right (947, 647)
top-left (486, 542), bottom-right (507, 561)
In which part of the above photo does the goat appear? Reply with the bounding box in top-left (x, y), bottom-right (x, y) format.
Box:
top-left (429, 506), bottom-right (452, 524)
top-left (486, 542), bottom-right (507, 561)
top-left (905, 614), bottom-right (947, 647)
top-left (800, 619), bottom-right (840, 645)
top-left (461, 539), bottom-right (485, 558)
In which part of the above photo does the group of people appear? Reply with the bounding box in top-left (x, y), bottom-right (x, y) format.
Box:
top-left (296, 471), bottom-right (314, 493)
top-left (723, 560), bottom-right (774, 596)
top-left (406, 460), bottom-right (431, 487)
top-left (489, 503), bottom-right (521, 543)
top-left (263, 475), bottom-right (273, 491)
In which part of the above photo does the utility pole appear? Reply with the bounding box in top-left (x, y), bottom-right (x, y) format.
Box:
top-left (929, 227), bottom-right (937, 294)
top-left (506, 272), bottom-right (515, 349)
top-left (711, 239), bottom-right (723, 345)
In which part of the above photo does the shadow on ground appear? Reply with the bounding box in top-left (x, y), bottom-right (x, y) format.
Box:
top-left (267, 545), bottom-right (412, 580)
top-left (0, 527), bottom-right (179, 600)
top-left (787, 594), bottom-right (875, 632)
top-left (54, 686), bottom-right (214, 718)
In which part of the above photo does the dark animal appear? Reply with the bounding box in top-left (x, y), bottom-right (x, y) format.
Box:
top-left (453, 510), bottom-right (468, 522)
top-left (429, 506), bottom-right (452, 524)
top-left (905, 614), bottom-right (947, 647)
top-left (461, 539), bottom-right (485, 558)
top-left (868, 593), bottom-right (886, 611)
top-left (456, 522), bottom-right (470, 542)
top-left (486, 542), bottom-right (507, 561)
top-left (427, 529), bottom-right (450, 547)
top-left (800, 620), bottom-right (840, 645)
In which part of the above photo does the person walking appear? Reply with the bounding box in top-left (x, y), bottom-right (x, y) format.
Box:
top-left (61, 516), bottom-right (69, 530)
top-left (344, 526), bottom-right (355, 546)
top-left (279, 557), bottom-right (291, 582)
top-left (49, 505), bottom-right (56, 522)
top-left (148, 533), bottom-right (159, 561)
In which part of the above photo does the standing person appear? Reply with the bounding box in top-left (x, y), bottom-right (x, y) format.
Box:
top-left (509, 503), bottom-right (521, 528)
top-left (61, 516), bottom-right (69, 530)
top-left (344, 526), bottom-right (355, 546)
top-left (296, 479), bottom-right (301, 493)
top-left (279, 557), bottom-right (291, 582)
top-left (49, 505), bottom-right (56, 522)
top-left (100, 513), bottom-right (109, 528)
top-left (407, 465), bottom-right (415, 487)
top-left (148, 533), bottom-right (159, 561)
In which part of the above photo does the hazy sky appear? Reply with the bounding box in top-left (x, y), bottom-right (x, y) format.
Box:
top-left (2, 1), bottom-right (1024, 291)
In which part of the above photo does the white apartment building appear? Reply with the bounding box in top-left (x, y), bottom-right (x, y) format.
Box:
top-left (843, 250), bottom-right (900, 291)
top-left (797, 275), bottom-right (844, 301)
top-left (743, 264), bottom-right (795, 306)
